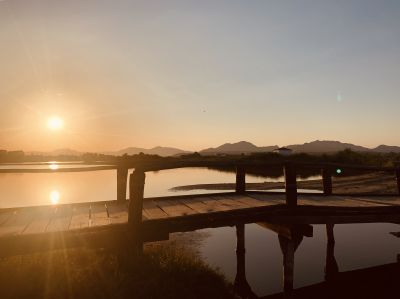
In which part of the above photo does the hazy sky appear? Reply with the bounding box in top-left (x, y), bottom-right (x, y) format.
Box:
top-left (1, 0), bottom-right (399, 151)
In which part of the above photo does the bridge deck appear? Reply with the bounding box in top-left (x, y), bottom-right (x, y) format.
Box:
top-left (0, 193), bottom-right (400, 257)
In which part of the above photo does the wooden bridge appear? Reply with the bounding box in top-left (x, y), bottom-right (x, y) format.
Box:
top-left (0, 161), bottom-right (400, 258)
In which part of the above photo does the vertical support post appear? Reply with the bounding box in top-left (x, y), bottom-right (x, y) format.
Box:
top-left (284, 163), bottom-right (297, 208)
top-left (396, 168), bottom-right (400, 196)
top-left (117, 166), bottom-right (128, 201)
top-left (322, 167), bottom-right (333, 196)
top-left (128, 169), bottom-right (146, 256)
top-left (236, 165), bottom-right (246, 194)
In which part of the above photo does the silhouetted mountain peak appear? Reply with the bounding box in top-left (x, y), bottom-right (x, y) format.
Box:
top-left (286, 140), bottom-right (369, 153)
top-left (200, 141), bottom-right (278, 154)
top-left (373, 144), bottom-right (400, 153)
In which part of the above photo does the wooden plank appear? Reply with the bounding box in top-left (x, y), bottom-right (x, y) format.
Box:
top-left (105, 201), bottom-right (128, 224)
top-left (232, 195), bottom-right (270, 207)
top-left (143, 200), bottom-right (169, 219)
top-left (46, 205), bottom-right (73, 232)
top-left (298, 195), bottom-right (390, 208)
top-left (22, 206), bottom-right (56, 235)
top-left (247, 193), bottom-right (286, 204)
top-left (351, 196), bottom-right (400, 206)
top-left (0, 208), bottom-right (36, 237)
top-left (179, 197), bottom-right (215, 214)
top-left (89, 202), bottom-right (110, 227)
top-left (69, 205), bottom-right (90, 230)
top-left (155, 199), bottom-right (198, 217)
top-left (142, 209), bottom-right (150, 220)
top-left (210, 195), bottom-right (253, 210)
top-left (0, 210), bottom-right (16, 226)
top-left (198, 197), bottom-right (236, 212)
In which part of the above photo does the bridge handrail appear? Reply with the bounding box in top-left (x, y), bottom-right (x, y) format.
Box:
top-left (122, 160), bottom-right (398, 173)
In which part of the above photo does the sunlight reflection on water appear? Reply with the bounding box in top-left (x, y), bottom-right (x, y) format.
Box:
top-left (50, 190), bottom-right (60, 204)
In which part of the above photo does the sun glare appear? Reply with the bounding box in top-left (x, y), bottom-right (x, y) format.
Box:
top-left (50, 190), bottom-right (60, 205)
top-left (47, 116), bottom-right (64, 130)
top-left (49, 163), bottom-right (59, 170)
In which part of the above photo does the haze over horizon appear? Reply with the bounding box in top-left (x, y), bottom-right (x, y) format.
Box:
top-left (1, 0), bottom-right (400, 152)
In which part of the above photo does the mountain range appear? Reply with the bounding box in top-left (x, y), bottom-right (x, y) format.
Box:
top-left (26, 140), bottom-right (400, 157)
top-left (103, 146), bottom-right (191, 157)
top-left (200, 140), bottom-right (400, 154)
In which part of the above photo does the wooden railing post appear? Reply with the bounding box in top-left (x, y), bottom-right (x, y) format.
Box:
top-left (322, 167), bottom-right (333, 196)
top-left (128, 169), bottom-right (146, 256)
top-left (117, 166), bottom-right (128, 201)
top-left (284, 163), bottom-right (297, 208)
top-left (236, 165), bottom-right (246, 194)
top-left (396, 168), bottom-right (400, 195)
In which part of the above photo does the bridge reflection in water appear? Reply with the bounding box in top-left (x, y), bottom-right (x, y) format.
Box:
top-left (232, 223), bottom-right (400, 299)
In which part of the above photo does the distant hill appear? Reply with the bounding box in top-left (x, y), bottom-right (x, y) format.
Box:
top-left (199, 140), bottom-right (400, 155)
top-left (286, 140), bottom-right (370, 153)
top-left (27, 146), bottom-right (190, 157)
top-left (372, 145), bottom-right (400, 153)
top-left (105, 146), bottom-right (191, 157)
top-left (28, 148), bottom-right (83, 156)
top-left (200, 141), bottom-right (278, 155)
top-left (23, 141), bottom-right (400, 158)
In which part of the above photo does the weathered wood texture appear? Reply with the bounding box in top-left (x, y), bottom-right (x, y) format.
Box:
top-left (284, 163), bottom-right (297, 207)
top-left (235, 165), bottom-right (246, 194)
top-left (1, 192), bottom-right (400, 257)
top-left (322, 167), bottom-right (333, 196)
top-left (117, 167), bottom-right (128, 202)
top-left (128, 169), bottom-right (146, 255)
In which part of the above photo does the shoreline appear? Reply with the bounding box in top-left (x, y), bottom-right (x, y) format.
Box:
top-left (171, 172), bottom-right (399, 195)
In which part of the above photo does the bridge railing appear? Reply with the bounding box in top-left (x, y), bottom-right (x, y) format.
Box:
top-left (1, 160), bottom-right (399, 205)
top-left (1, 160), bottom-right (399, 255)
top-left (125, 161), bottom-right (400, 254)
top-left (127, 161), bottom-right (400, 217)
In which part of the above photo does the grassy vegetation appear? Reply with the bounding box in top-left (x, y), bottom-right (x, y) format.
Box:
top-left (0, 236), bottom-right (235, 299)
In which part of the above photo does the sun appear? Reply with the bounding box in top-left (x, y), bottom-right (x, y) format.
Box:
top-left (47, 116), bottom-right (64, 130)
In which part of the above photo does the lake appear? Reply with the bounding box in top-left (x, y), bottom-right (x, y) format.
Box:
top-left (0, 164), bottom-right (321, 208)
top-left (0, 164), bottom-right (398, 297)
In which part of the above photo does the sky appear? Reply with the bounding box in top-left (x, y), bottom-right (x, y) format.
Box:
top-left (1, 0), bottom-right (400, 152)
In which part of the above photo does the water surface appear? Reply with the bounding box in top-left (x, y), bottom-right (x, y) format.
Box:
top-left (1, 164), bottom-right (398, 297)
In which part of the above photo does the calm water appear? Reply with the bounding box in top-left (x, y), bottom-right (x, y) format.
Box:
top-left (0, 164), bottom-right (321, 208)
top-left (194, 223), bottom-right (400, 296)
top-left (1, 164), bottom-right (398, 297)
top-left (0, 166), bottom-right (281, 208)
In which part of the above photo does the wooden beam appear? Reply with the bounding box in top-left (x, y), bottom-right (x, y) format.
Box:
top-left (128, 169), bottom-right (146, 256)
top-left (235, 165), bottom-right (246, 194)
top-left (322, 167), bottom-right (333, 196)
top-left (284, 163), bottom-right (297, 208)
top-left (117, 167), bottom-right (128, 202)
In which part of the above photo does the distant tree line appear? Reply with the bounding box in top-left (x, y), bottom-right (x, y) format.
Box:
top-left (1, 149), bottom-right (399, 172)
